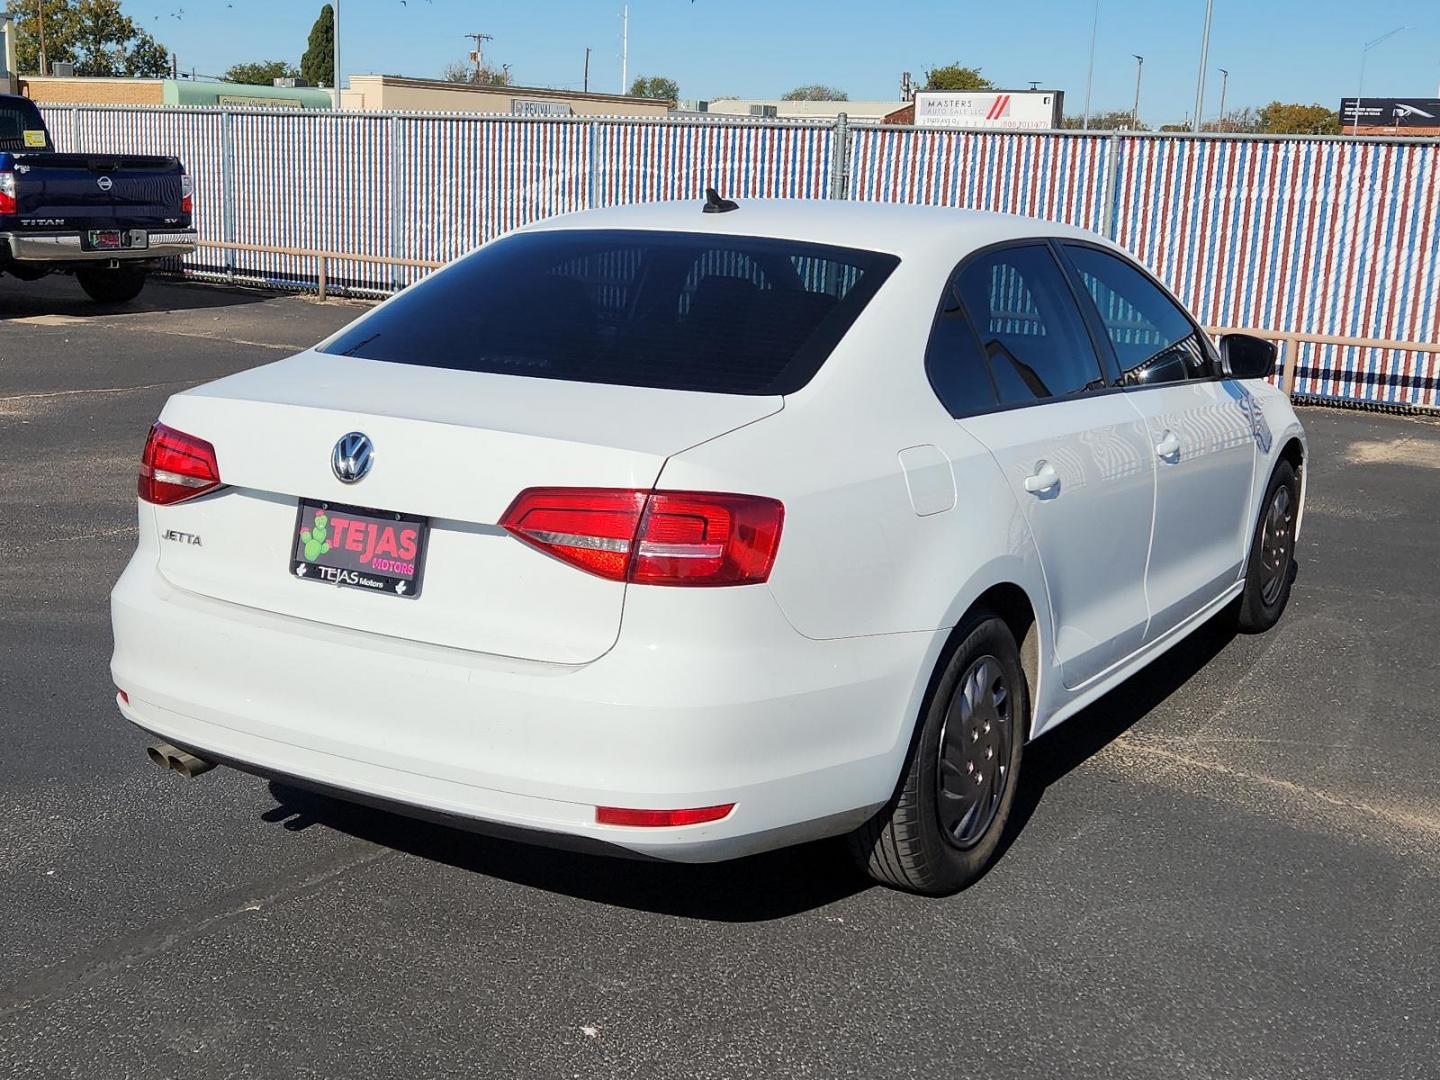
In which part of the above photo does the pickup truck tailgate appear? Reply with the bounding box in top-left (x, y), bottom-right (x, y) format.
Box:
top-left (12, 154), bottom-right (184, 221)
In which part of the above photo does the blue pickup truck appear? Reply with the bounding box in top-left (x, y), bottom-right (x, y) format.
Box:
top-left (0, 94), bottom-right (196, 303)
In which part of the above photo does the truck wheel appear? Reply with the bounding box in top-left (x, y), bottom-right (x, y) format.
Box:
top-left (77, 267), bottom-right (148, 304)
top-left (849, 610), bottom-right (1027, 896)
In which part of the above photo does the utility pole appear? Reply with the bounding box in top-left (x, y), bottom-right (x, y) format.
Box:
top-left (1216, 68), bottom-right (1229, 131)
top-left (37, 0), bottom-right (48, 76)
top-left (171, 52), bottom-right (178, 79)
top-left (583, 46), bottom-right (591, 93)
top-left (1192, 0), bottom-right (1214, 132)
top-left (620, 3), bottom-right (629, 94)
top-left (466, 33), bottom-right (494, 81)
top-left (1131, 55), bottom-right (1144, 130)
top-left (331, 0), bottom-right (341, 108)
top-left (1082, 0), bottom-right (1100, 129)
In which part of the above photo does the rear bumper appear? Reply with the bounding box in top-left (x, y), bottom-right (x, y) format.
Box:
top-left (1, 230), bottom-right (197, 262)
top-left (110, 552), bottom-right (939, 862)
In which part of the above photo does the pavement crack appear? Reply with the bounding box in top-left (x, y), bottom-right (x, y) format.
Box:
top-left (0, 845), bottom-right (391, 1019)
top-left (0, 381), bottom-right (191, 404)
top-left (1110, 735), bottom-right (1440, 843)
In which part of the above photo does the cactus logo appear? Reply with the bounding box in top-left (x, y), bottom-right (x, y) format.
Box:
top-left (298, 509), bottom-right (333, 562)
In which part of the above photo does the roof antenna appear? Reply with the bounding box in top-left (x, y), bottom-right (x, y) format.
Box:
top-left (703, 187), bottom-right (739, 214)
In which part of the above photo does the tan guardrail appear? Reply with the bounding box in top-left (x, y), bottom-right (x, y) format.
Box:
top-left (1207, 327), bottom-right (1440, 395)
top-left (215, 241), bottom-right (445, 301)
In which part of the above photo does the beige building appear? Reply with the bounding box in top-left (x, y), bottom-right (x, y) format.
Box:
top-left (696, 98), bottom-right (903, 122)
top-left (341, 75), bottom-right (673, 117)
top-left (18, 75), bottom-right (333, 109)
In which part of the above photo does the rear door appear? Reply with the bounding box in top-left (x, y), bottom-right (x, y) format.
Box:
top-left (1059, 242), bottom-right (1257, 641)
top-left (940, 241), bottom-right (1156, 689)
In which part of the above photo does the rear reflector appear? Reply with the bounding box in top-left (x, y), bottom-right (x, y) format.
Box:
top-left (500, 488), bottom-right (783, 586)
top-left (138, 422), bottom-right (222, 505)
top-left (116, 689), bottom-right (129, 705)
top-left (595, 804), bottom-right (735, 827)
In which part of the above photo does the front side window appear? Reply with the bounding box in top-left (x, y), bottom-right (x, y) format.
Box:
top-left (953, 245), bottom-right (1107, 406)
top-left (1064, 244), bottom-right (1211, 387)
top-left (321, 230), bottom-right (898, 396)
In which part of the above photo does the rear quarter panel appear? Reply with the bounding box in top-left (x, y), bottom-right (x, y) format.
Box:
top-left (655, 254), bottom-right (1054, 709)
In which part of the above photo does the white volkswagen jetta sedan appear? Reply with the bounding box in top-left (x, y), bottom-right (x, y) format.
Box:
top-left (111, 198), bottom-right (1305, 895)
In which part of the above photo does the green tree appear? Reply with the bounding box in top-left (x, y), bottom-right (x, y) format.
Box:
top-left (921, 64), bottom-right (995, 92)
top-left (300, 4), bottom-right (334, 89)
top-left (11, 0), bottom-right (169, 77)
top-left (223, 60), bottom-right (299, 86)
top-left (441, 59), bottom-right (510, 86)
top-left (1256, 101), bottom-right (1341, 135)
top-left (1060, 109), bottom-right (1148, 131)
top-left (628, 75), bottom-right (679, 100)
top-left (782, 84), bottom-right (848, 101)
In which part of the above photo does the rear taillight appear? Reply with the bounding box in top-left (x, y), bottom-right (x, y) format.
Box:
top-left (138, 422), bottom-right (222, 505)
top-left (180, 172), bottom-right (193, 215)
top-left (0, 171), bottom-right (15, 216)
top-left (501, 488), bottom-right (784, 587)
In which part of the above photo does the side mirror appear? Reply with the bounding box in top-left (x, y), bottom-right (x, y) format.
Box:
top-left (1220, 333), bottom-right (1277, 380)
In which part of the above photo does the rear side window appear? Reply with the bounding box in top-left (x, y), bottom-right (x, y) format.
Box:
top-left (925, 285), bottom-right (998, 416)
top-left (322, 229), bottom-right (898, 396)
top-left (0, 100), bottom-right (50, 152)
top-left (1064, 244), bottom-right (1211, 386)
top-left (953, 245), bottom-right (1106, 405)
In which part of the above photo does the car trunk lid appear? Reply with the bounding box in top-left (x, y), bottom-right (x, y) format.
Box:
top-left (10, 153), bottom-right (185, 223)
top-left (149, 351), bottom-right (782, 664)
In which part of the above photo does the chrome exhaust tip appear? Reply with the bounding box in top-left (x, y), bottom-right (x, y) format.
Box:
top-left (145, 741), bottom-right (217, 779)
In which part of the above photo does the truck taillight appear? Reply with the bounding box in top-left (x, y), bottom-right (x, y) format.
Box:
top-left (500, 488), bottom-right (784, 586)
top-left (0, 172), bottom-right (15, 216)
top-left (180, 173), bottom-right (193, 214)
top-left (138, 422), bottom-right (222, 505)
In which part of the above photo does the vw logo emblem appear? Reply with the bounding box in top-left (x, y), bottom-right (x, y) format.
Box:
top-left (331, 432), bottom-right (373, 484)
top-left (96, 175), bottom-right (113, 192)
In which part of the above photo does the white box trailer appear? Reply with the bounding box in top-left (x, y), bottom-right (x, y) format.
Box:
top-left (914, 90), bottom-right (1064, 131)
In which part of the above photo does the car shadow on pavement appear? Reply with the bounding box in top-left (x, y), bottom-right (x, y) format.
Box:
top-left (0, 274), bottom-right (271, 320)
top-left (262, 780), bottom-right (869, 923)
top-left (994, 609), bottom-right (1241, 867)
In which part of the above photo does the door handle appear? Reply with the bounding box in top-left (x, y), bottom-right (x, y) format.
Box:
top-left (1155, 431), bottom-right (1181, 460)
top-left (1023, 461), bottom-right (1059, 495)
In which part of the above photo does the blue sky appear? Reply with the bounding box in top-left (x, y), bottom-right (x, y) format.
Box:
top-left (129, 1), bottom-right (1440, 124)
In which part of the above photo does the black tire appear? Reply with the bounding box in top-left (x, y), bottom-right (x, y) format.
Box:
top-left (850, 611), bottom-right (1027, 896)
top-left (1236, 459), bottom-right (1299, 633)
top-left (76, 266), bottom-right (147, 304)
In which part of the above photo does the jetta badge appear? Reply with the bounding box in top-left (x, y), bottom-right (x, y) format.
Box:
top-left (331, 432), bottom-right (373, 484)
top-left (96, 175), bottom-right (113, 192)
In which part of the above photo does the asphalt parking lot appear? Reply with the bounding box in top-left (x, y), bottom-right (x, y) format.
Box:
top-left (1, 274), bottom-right (1437, 1080)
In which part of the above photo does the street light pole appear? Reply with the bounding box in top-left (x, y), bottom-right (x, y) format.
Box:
top-left (1191, 0), bottom-right (1214, 132)
top-left (1131, 54), bottom-right (1144, 130)
top-left (1217, 68), bottom-right (1229, 130)
top-left (1082, 0), bottom-right (1100, 130)
top-left (331, 0), bottom-right (342, 109)
top-left (1353, 25), bottom-right (1408, 135)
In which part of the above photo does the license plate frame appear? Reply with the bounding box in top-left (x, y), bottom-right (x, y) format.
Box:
top-left (85, 229), bottom-right (148, 251)
top-left (289, 498), bottom-right (429, 600)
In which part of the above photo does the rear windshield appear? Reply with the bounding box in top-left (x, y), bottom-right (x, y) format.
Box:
top-left (322, 229), bottom-right (899, 395)
top-left (0, 100), bottom-right (51, 152)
